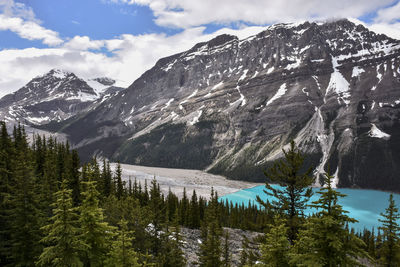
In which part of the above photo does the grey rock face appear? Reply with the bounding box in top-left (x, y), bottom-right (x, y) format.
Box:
top-left (45, 19), bottom-right (400, 191)
top-left (0, 69), bottom-right (124, 125)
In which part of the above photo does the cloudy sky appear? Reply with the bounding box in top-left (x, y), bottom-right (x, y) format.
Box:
top-left (1, 0), bottom-right (400, 97)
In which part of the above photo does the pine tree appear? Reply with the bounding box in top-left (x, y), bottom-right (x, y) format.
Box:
top-left (157, 208), bottom-right (186, 267)
top-left (37, 180), bottom-right (86, 267)
top-left (148, 177), bottom-right (165, 256)
top-left (103, 160), bottom-right (113, 198)
top-left (222, 230), bottom-right (231, 267)
top-left (9, 129), bottom-right (43, 266)
top-left (179, 187), bottom-right (189, 226)
top-left (70, 150), bottom-right (81, 206)
top-left (257, 140), bottom-right (313, 244)
top-left (79, 179), bottom-right (115, 266)
top-left (189, 189), bottom-right (201, 228)
top-left (378, 194), bottom-right (400, 266)
top-left (291, 172), bottom-right (369, 266)
top-left (166, 187), bottom-right (178, 223)
top-left (260, 216), bottom-right (291, 267)
top-left (105, 219), bottom-right (140, 267)
top-left (102, 194), bottom-right (151, 254)
top-left (41, 138), bottom-right (60, 216)
top-left (115, 162), bottom-right (124, 200)
top-left (0, 121), bottom-right (14, 265)
top-left (198, 188), bottom-right (222, 267)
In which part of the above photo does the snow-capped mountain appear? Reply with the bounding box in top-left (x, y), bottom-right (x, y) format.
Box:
top-left (43, 19), bottom-right (400, 191)
top-left (0, 69), bottom-right (124, 125)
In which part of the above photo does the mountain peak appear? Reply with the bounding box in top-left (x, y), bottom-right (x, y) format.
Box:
top-left (0, 69), bottom-right (100, 125)
top-left (39, 68), bottom-right (75, 80)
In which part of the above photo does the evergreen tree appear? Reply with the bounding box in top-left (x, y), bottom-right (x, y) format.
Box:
top-left (148, 177), bottom-right (165, 256)
top-left (222, 230), bottom-right (231, 267)
top-left (166, 187), bottom-right (178, 224)
top-left (104, 160), bottom-right (113, 198)
top-left (70, 150), bottom-right (81, 206)
top-left (260, 216), bottom-right (291, 267)
top-left (37, 180), bottom-right (85, 267)
top-left (115, 162), bottom-right (124, 200)
top-left (189, 190), bottom-right (201, 228)
top-left (157, 208), bottom-right (186, 267)
top-left (257, 140), bottom-right (313, 244)
top-left (378, 194), bottom-right (400, 266)
top-left (41, 138), bottom-right (60, 216)
top-left (198, 188), bottom-right (222, 267)
top-left (0, 122), bottom-right (14, 265)
top-left (9, 130), bottom-right (43, 266)
top-left (79, 179), bottom-right (115, 266)
top-left (291, 172), bottom-right (369, 266)
top-left (102, 194), bottom-right (151, 254)
top-left (105, 219), bottom-right (140, 267)
top-left (179, 187), bottom-right (189, 226)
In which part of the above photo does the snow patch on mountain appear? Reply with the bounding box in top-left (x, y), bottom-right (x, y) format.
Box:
top-left (327, 57), bottom-right (350, 105)
top-left (189, 109), bottom-right (203, 125)
top-left (352, 66), bottom-right (365, 78)
top-left (181, 90), bottom-right (198, 104)
top-left (161, 98), bottom-right (174, 111)
top-left (238, 69), bottom-right (249, 81)
top-left (376, 64), bottom-right (383, 84)
top-left (285, 57), bottom-right (301, 70)
top-left (230, 86), bottom-right (246, 107)
top-left (50, 69), bottom-right (70, 79)
top-left (27, 116), bottom-right (50, 124)
top-left (65, 91), bottom-right (98, 102)
top-left (266, 83), bottom-right (287, 106)
top-left (369, 123), bottom-right (390, 139)
top-left (86, 79), bottom-right (110, 95)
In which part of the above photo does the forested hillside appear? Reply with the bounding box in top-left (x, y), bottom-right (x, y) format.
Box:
top-left (0, 122), bottom-right (399, 266)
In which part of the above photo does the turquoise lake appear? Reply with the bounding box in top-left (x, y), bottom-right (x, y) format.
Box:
top-left (220, 185), bottom-right (400, 232)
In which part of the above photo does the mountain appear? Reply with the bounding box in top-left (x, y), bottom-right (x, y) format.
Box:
top-left (42, 19), bottom-right (400, 192)
top-left (0, 69), bottom-right (124, 125)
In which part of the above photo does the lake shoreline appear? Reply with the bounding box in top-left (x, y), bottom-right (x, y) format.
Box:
top-left (113, 163), bottom-right (263, 199)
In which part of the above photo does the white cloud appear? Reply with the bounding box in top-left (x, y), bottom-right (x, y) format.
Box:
top-left (1, 0), bottom-right (400, 99)
top-left (0, 25), bottom-right (265, 97)
top-left (375, 1), bottom-right (400, 23)
top-left (0, 14), bottom-right (63, 45)
top-left (368, 22), bottom-right (400, 40)
top-left (0, 0), bottom-right (36, 21)
top-left (0, 0), bottom-right (63, 46)
top-left (64, 36), bottom-right (105, 51)
top-left (110, 0), bottom-right (395, 28)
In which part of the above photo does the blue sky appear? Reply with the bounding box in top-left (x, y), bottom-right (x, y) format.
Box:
top-left (0, 0), bottom-right (400, 96)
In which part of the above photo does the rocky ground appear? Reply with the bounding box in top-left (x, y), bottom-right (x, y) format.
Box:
top-left (180, 227), bottom-right (262, 267)
top-left (113, 163), bottom-right (263, 199)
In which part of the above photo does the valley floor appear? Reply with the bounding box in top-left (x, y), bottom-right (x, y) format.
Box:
top-left (112, 163), bottom-right (263, 199)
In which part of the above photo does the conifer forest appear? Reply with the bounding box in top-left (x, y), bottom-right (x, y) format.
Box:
top-left (0, 122), bottom-right (399, 267)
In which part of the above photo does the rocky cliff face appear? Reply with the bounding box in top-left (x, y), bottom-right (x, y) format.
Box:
top-left (44, 19), bottom-right (400, 192)
top-left (0, 69), bottom-right (124, 125)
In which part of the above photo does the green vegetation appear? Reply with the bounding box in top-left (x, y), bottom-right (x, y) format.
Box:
top-left (290, 173), bottom-right (369, 266)
top-left (257, 140), bottom-right (314, 244)
top-left (0, 122), bottom-right (398, 266)
top-left (378, 194), bottom-right (400, 266)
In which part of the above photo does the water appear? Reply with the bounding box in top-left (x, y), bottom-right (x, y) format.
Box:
top-left (220, 185), bottom-right (400, 232)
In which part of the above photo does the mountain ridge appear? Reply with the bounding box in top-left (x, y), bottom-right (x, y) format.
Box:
top-left (31, 19), bottom-right (400, 191)
top-left (0, 69), bottom-right (125, 125)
